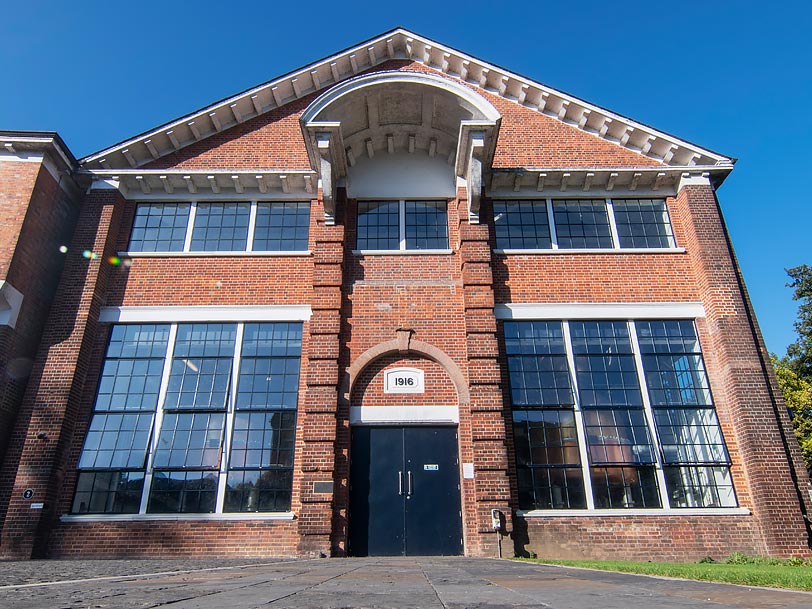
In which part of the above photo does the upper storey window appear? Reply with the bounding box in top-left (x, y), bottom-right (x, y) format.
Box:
top-left (127, 202), bottom-right (310, 253)
top-left (493, 198), bottom-right (676, 251)
top-left (357, 200), bottom-right (448, 251)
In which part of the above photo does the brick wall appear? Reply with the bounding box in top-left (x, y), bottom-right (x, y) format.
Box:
top-left (0, 157), bottom-right (81, 536)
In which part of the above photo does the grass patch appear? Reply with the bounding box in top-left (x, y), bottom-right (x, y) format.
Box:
top-left (513, 557), bottom-right (812, 591)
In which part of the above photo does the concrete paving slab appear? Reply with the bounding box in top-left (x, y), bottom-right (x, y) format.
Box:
top-left (0, 557), bottom-right (810, 609)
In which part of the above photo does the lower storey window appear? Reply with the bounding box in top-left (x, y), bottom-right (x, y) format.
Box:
top-left (71, 322), bottom-right (301, 515)
top-left (505, 319), bottom-right (736, 511)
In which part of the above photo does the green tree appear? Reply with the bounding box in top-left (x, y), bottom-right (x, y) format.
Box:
top-left (786, 265), bottom-right (812, 378)
top-left (774, 264), bottom-right (812, 474)
top-left (772, 356), bottom-right (812, 474)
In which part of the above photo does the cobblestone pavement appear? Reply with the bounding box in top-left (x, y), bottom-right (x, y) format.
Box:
top-left (1, 557), bottom-right (811, 609)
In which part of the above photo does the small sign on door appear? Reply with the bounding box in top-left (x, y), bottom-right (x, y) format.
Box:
top-left (424, 464), bottom-right (439, 471)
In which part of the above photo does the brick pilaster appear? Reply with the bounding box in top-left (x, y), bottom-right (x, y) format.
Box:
top-left (458, 194), bottom-right (511, 557)
top-left (0, 185), bottom-right (125, 559)
top-left (297, 194), bottom-right (343, 557)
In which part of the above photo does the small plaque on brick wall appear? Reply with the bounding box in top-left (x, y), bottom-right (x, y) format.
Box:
top-left (384, 368), bottom-right (424, 394)
top-left (313, 481), bottom-right (333, 494)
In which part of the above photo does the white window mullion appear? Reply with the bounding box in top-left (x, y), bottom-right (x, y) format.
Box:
top-left (399, 199), bottom-right (407, 250)
top-left (562, 321), bottom-right (595, 510)
top-left (183, 202), bottom-right (197, 252)
top-left (246, 202), bottom-right (258, 252)
top-left (139, 323), bottom-right (178, 514)
top-left (216, 323), bottom-right (244, 514)
top-left (629, 320), bottom-right (672, 510)
top-left (547, 199), bottom-right (558, 249)
top-left (606, 199), bottom-right (621, 249)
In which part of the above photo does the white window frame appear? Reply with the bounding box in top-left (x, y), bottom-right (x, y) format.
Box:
top-left (492, 197), bottom-right (684, 254)
top-left (123, 200), bottom-right (312, 257)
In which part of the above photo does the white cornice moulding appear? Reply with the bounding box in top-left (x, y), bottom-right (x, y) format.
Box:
top-left (99, 305), bottom-right (312, 323)
top-left (494, 302), bottom-right (706, 320)
top-left (0, 151), bottom-right (45, 164)
top-left (79, 28), bottom-right (734, 172)
top-left (89, 179), bottom-right (121, 191)
top-left (677, 171), bottom-right (712, 192)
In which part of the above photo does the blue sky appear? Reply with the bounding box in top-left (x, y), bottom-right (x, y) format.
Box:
top-left (2, 1), bottom-right (810, 354)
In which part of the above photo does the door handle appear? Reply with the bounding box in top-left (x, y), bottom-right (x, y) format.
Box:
top-left (398, 471), bottom-right (403, 496)
top-left (407, 470), bottom-right (413, 497)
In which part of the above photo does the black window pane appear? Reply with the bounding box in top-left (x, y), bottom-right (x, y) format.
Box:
top-left (590, 466), bottom-right (661, 508)
top-left (94, 358), bottom-right (165, 411)
top-left (148, 471), bottom-right (218, 513)
top-left (637, 320), bottom-right (701, 354)
top-left (643, 354), bottom-right (712, 407)
top-left (228, 411), bottom-right (296, 469)
top-left (224, 469), bottom-right (293, 512)
top-left (513, 410), bottom-right (581, 466)
top-left (508, 356), bottom-right (574, 407)
top-left (571, 322), bottom-right (642, 408)
top-left (552, 200), bottom-right (613, 248)
top-left (493, 200), bottom-right (552, 249)
top-left (613, 199), bottom-right (675, 248)
top-left (517, 467), bottom-right (586, 510)
top-left (357, 201), bottom-right (399, 250)
top-left (190, 203), bottom-right (250, 251)
top-left (77, 413), bottom-right (154, 469)
top-left (253, 202), bottom-right (310, 251)
top-left (654, 408), bottom-right (729, 464)
top-left (106, 324), bottom-right (170, 359)
top-left (128, 204), bottom-right (190, 252)
top-left (570, 321), bottom-right (634, 355)
top-left (664, 466), bottom-right (736, 508)
top-left (71, 471), bottom-right (144, 514)
top-left (583, 409), bottom-right (655, 464)
top-left (504, 321), bottom-right (566, 355)
top-left (173, 323), bottom-right (237, 358)
top-left (241, 323), bottom-right (302, 357)
top-left (405, 200), bottom-right (448, 249)
top-left (153, 412), bottom-right (225, 469)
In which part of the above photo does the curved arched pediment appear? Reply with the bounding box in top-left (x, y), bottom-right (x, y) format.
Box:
top-left (302, 71), bottom-right (500, 125)
top-left (301, 71), bottom-right (501, 224)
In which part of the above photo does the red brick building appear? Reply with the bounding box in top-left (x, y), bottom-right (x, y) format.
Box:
top-left (1, 28), bottom-right (810, 561)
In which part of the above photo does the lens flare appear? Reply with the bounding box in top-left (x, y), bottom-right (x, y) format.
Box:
top-left (82, 250), bottom-right (98, 260)
top-left (108, 256), bottom-right (121, 266)
top-left (58, 245), bottom-right (68, 254)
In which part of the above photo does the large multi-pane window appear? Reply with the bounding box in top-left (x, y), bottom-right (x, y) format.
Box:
top-left (636, 320), bottom-right (735, 507)
top-left (506, 321), bottom-right (585, 509)
top-left (127, 201), bottom-right (310, 253)
top-left (357, 200), bottom-right (448, 251)
top-left (493, 198), bottom-right (676, 251)
top-left (72, 325), bottom-right (169, 514)
top-left (570, 321), bottom-right (659, 509)
top-left (72, 322), bottom-right (302, 515)
top-left (506, 318), bottom-right (735, 511)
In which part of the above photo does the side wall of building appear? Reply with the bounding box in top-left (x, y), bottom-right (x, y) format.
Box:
top-left (0, 156), bottom-right (82, 536)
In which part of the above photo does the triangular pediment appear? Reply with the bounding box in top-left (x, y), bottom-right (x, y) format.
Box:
top-left (79, 28), bottom-right (734, 189)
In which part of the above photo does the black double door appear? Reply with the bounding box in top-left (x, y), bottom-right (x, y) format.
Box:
top-left (348, 426), bottom-right (463, 556)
